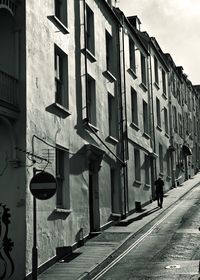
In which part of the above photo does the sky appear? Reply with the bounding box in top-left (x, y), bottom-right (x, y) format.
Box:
top-left (117, 0), bottom-right (200, 85)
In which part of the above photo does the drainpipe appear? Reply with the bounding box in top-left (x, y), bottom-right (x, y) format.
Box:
top-left (168, 71), bottom-right (176, 187)
top-left (83, 0), bottom-right (89, 121)
top-left (148, 48), bottom-right (157, 199)
top-left (119, 14), bottom-right (129, 217)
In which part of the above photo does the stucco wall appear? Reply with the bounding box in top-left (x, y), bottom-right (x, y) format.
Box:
top-left (25, 0), bottom-right (121, 274)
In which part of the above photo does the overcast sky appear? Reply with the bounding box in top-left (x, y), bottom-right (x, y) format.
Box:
top-left (117, 0), bottom-right (200, 85)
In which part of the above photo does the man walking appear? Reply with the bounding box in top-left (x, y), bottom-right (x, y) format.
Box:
top-left (155, 175), bottom-right (164, 208)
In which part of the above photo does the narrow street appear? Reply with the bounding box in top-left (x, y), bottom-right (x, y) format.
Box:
top-left (92, 186), bottom-right (200, 280)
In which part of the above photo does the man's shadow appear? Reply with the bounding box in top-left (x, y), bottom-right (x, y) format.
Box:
top-left (117, 207), bottom-right (160, 226)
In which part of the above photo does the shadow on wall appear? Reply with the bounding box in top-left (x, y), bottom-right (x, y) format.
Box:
top-left (47, 210), bottom-right (70, 221)
top-left (69, 146), bottom-right (87, 175)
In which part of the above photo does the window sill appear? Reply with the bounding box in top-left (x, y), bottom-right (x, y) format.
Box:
top-left (139, 83), bottom-right (148, 92)
top-left (106, 135), bottom-right (119, 145)
top-left (149, 152), bottom-right (158, 159)
top-left (165, 132), bottom-right (170, 138)
top-left (103, 70), bottom-right (116, 83)
top-left (47, 15), bottom-right (69, 34)
top-left (54, 208), bottom-right (72, 214)
top-left (162, 93), bottom-right (167, 100)
top-left (133, 180), bottom-right (142, 186)
top-left (153, 82), bottom-right (160, 90)
top-left (130, 122), bottom-right (140, 131)
top-left (82, 48), bottom-right (97, 63)
top-left (159, 172), bottom-right (164, 176)
top-left (127, 68), bottom-right (137, 79)
top-left (144, 183), bottom-right (151, 188)
top-left (156, 125), bottom-right (162, 132)
top-left (86, 122), bottom-right (99, 133)
top-left (46, 103), bottom-right (71, 119)
top-left (143, 132), bottom-right (150, 139)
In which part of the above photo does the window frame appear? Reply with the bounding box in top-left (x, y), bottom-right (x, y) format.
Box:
top-left (108, 92), bottom-right (118, 139)
top-left (159, 144), bottom-right (163, 174)
top-left (134, 148), bottom-right (141, 182)
top-left (154, 56), bottom-right (159, 85)
top-left (129, 37), bottom-right (136, 73)
top-left (140, 53), bottom-right (147, 86)
top-left (144, 154), bottom-right (150, 185)
top-left (87, 74), bottom-right (96, 127)
top-left (86, 4), bottom-right (95, 55)
top-left (164, 107), bottom-right (169, 134)
top-left (105, 30), bottom-right (114, 74)
top-left (131, 88), bottom-right (138, 126)
top-left (156, 97), bottom-right (161, 128)
top-left (162, 69), bottom-right (166, 95)
top-left (54, 0), bottom-right (68, 27)
top-left (54, 45), bottom-right (69, 109)
top-left (56, 146), bottom-right (70, 210)
top-left (143, 100), bottom-right (149, 135)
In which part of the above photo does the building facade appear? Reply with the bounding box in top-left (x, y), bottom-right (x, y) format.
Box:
top-left (0, 1), bottom-right (199, 279)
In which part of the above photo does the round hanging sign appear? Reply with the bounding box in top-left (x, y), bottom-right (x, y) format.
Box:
top-left (30, 172), bottom-right (57, 200)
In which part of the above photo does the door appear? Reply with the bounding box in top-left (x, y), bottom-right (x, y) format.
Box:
top-left (89, 172), bottom-right (100, 233)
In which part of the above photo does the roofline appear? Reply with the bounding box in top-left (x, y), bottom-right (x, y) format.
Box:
top-left (113, 7), bottom-right (149, 56)
top-left (150, 37), bottom-right (169, 72)
top-left (101, 1), bottom-right (122, 26)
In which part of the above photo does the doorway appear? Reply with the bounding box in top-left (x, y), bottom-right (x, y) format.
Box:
top-left (89, 172), bottom-right (100, 234)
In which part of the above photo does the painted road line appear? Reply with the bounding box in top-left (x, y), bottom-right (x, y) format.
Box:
top-left (92, 199), bottom-right (185, 280)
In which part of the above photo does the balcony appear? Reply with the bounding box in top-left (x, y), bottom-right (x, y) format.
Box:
top-left (0, 70), bottom-right (19, 119)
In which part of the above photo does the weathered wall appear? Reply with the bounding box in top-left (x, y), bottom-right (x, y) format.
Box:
top-left (122, 22), bottom-right (153, 211)
top-left (25, 0), bottom-right (121, 275)
top-left (150, 47), bottom-right (171, 192)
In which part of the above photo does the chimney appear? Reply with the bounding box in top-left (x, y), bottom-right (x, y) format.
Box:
top-left (127, 16), bottom-right (141, 30)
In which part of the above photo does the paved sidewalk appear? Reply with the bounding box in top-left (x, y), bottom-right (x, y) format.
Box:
top-left (38, 173), bottom-right (200, 280)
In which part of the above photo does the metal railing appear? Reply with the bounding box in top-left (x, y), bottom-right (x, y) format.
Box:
top-left (0, 70), bottom-right (18, 106)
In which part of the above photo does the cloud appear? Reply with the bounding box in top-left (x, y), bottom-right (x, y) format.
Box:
top-left (117, 0), bottom-right (200, 84)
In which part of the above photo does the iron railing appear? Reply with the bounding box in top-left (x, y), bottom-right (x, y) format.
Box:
top-left (0, 70), bottom-right (18, 107)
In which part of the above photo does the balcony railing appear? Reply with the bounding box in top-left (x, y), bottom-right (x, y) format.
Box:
top-left (0, 70), bottom-right (18, 107)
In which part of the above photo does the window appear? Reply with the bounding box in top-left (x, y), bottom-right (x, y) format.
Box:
top-left (134, 149), bottom-right (141, 181)
top-left (86, 5), bottom-right (95, 54)
top-left (143, 100), bottom-right (149, 134)
top-left (106, 30), bottom-right (113, 74)
top-left (159, 144), bottom-right (163, 173)
top-left (193, 116), bottom-right (197, 136)
top-left (167, 151), bottom-right (170, 176)
top-left (54, 0), bottom-right (67, 26)
top-left (162, 69), bottom-right (166, 95)
top-left (108, 93), bottom-right (117, 139)
top-left (144, 154), bottom-right (150, 185)
top-left (173, 106), bottom-right (177, 132)
top-left (156, 97), bottom-right (161, 128)
top-left (154, 56), bottom-right (159, 85)
top-left (131, 88), bottom-right (138, 125)
top-left (164, 107), bottom-right (168, 134)
top-left (110, 168), bottom-right (115, 212)
top-left (87, 75), bottom-right (96, 126)
top-left (56, 147), bottom-right (70, 209)
top-left (140, 53), bottom-right (147, 86)
top-left (177, 81), bottom-right (181, 104)
top-left (129, 37), bottom-right (136, 73)
top-left (178, 113), bottom-right (183, 137)
top-left (54, 46), bottom-right (68, 108)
